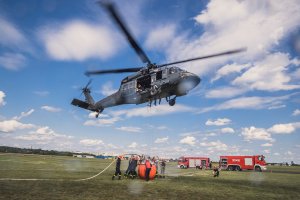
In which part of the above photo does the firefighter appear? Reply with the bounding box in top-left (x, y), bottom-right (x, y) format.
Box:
top-left (160, 160), bottom-right (166, 178)
top-left (213, 166), bottom-right (219, 178)
top-left (112, 156), bottom-right (122, 180)
top-left (145, 157), bottom-right (152, 181)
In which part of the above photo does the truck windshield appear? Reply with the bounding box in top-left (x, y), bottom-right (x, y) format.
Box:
top-left (258, 156), bottom-right (264, 161)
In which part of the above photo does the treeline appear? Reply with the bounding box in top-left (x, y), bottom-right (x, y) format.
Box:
top-left (0, 146), bottom-right (95, 157)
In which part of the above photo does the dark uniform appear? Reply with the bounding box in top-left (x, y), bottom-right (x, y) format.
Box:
top-left (213, 167), bottom-right (219, 177)
top-left (112, 157), bottom-right (122, 180)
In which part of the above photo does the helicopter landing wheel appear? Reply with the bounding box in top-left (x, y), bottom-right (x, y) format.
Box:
top-left (169, 98), bottom-right (176, 106)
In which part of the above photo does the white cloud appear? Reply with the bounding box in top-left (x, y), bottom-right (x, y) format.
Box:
top-left (241, 126), bottom-right (273, 141)
top-left (211, 63), bottom-right (251, 82)
top-left (179, 136), bottom-right (196, 146)
top-left (0, 53), bottom-right (26, 70)
top-left (205, 87), bottom-right (247, 99)
top-left (0, 17), bottom-right (27, 48)
top-left (200, 140), bottom-right (228, 151)
top-left (145, 24), bottom-right (176, 50)
top-left (128, 142), bottom-right (138, 148)
top-left (79, 139), bottom-right (104, 147)
top-left (100, 81), bottom-right (118, 96)
top-left (199, 94), bottom-right (291, 113)
top-left (292, 109), bottom-right (300, 116)
top-left (16, 126), bottom-right (71, 141)
top-left (13, 109), bottom-right (34, 120)
top-left (261, 143), bottom-right (273, 147)
top-left (116, 126), bottom-right (142, 133)
top-left (39, 20), bottom-right (120, 61)
top-left (285, 151), bottom-right (293, 156)
top-left (0, 120), bottom-right (35, 133)
top-left (41, 106), bottom-right (62, 112)
top-left (232, 53), bottom-right (300, 91)
top-left (0, 91), bottom-right (6, 107)
top-left (221, 127), bottom-right (235, 134)
top-left (154, 136), bottom-right (169, 144)
top-left (206, 118), bottom-right (231, 126)
top-left (268, 122), bottom-right (300, 134)
top-left (274, 152), bottom-right (280, 156)
top-left (84, 117), bottom-right (120, 127)
top-left (88, 112), bottom-right (109, 119)
top-left (111, 104), bottom-right (195, 118)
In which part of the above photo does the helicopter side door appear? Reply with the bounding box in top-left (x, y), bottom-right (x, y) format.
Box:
top-left (120, 80), bottom-right (136, 103)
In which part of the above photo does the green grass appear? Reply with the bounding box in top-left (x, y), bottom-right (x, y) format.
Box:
top-left (0, 153), bottom-right (300, 200)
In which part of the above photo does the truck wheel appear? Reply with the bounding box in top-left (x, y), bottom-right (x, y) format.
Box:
top-left (180, 165), bottom-right (185, 169)
top-left (236, 166), bottom-right (241, 171)
top-left (255, 166), bottom-right (261, 172)
top-left (228, 166), bottom-right (233, 171)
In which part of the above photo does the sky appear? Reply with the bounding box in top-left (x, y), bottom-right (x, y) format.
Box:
top-left (0, 0), bottom-right (300, 163)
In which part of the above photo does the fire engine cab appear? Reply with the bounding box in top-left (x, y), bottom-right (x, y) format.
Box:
top-left (219, 155), bottom-right (267, 171)
top-left (178, 157), bottom-right (211, 169)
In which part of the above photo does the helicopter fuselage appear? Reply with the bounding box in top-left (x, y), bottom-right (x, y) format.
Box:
top-left (94, 66), bottom-right (200, 110)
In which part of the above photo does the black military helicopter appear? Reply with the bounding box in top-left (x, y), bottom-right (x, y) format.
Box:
top-left (71, 1), bottom-right (245, 118)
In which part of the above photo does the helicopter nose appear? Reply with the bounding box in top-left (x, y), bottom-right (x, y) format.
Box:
top-left (177, 72), bottom-right (201, 94)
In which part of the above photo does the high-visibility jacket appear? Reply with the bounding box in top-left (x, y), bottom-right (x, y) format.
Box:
top-left (145, 160), bottom-right (151, 168)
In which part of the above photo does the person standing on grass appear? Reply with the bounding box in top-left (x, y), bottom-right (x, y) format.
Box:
top-left (213, 166), bottom-right (219, 178)
top-left (112, 156), bottom-right (122, 180)
top-left (160, 160), bottom-right (166, 178)
top-left (145, 157), bottom-right (152, 181)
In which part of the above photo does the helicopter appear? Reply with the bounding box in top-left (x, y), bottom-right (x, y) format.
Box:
top-left (71, 1), bottom-right (245, 118)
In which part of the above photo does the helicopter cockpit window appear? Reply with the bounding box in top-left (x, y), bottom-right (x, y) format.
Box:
top-left (169, 67), bottom-right (178, 74)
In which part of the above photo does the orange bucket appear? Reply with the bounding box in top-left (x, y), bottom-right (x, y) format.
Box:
top-left (138, 164), bottom-right (156, 180)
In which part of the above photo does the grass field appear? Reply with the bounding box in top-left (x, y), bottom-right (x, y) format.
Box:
top-left (0, 153), bottom-right (300, 200)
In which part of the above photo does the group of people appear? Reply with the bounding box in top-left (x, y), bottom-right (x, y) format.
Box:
top-left (112, 155), bottom-right (166, 181)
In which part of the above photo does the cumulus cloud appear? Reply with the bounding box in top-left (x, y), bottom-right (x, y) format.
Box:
top-left (292, 109), bottom-right (300, 116)
top-left (41, 106), bottom-right (62, 112)
top-left (261, 143), bottom-right (273, 147)
top-left (211, 63), bottom-right (251, 82)
top-left (128, 142), bottom-right (138, 148)
top-left (241, 126), bottom-right (273, 141)
top-left (268, 122), bottom-right (300, 134)
top-left (154, 136), bottom-right (169, 144)
top-left (206, 118), bottom-right (231, 126)
top-left (79, 139), bottom-right (104, 147)
top-left (16, 126), bottom-right (72, 141)
top-left (0, 120), bottom-right (35, 133)
top-left (39, 20), bottom-right (120, 61)
top-left (179, 136), bottom-right (196, 146)
top-left (116, 126), bottom-right (142, 133)
top-left (0, 91), bottom-right (6, 107)
top-left (221, 127), bottom-right (235, 134)
top-left (200, 140), bottom-right (228, 151)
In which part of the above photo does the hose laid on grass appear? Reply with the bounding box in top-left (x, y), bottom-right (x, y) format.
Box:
top-left (74, 158), bottom-right (116, 181)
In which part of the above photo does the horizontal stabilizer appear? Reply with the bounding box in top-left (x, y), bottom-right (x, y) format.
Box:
top-left (71, 99), bottom-right (90, 110)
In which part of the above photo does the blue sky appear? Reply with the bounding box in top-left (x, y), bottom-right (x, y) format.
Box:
top-left (0, 0), bottom-right (300, 163)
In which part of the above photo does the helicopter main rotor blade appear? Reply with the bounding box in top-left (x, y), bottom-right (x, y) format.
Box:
top-left (99, 1), bottom-right (152, 65)
top-left (85, 67), bottom-right (142, 76)
top-left (158, 48), bottom-right (247, 67)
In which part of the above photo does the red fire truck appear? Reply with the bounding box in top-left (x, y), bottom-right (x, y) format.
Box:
top-left (178, 157), bottom-right (211, 169)
top-left (219, 155), bottom-right (267, 171)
